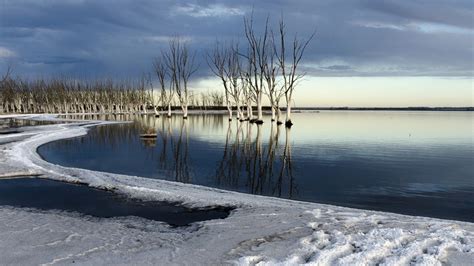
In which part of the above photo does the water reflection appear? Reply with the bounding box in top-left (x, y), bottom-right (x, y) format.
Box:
top-left (55, 114), bottom-right (299, 198)
top-left (216, 122), bottom-right (296, 197)
top-left (41, 112), bottom-right (474, 222)
top-left (158, 118), bottom-right (191, 183)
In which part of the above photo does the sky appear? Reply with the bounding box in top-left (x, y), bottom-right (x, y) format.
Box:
top-left (0, 0), bottom-right (473, 107)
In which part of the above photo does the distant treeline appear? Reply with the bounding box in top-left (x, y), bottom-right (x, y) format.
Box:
top-left (0, 72), bottom-right (226, 114)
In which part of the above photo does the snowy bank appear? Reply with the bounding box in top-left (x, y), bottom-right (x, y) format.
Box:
top-left (0, 114), bottom-right (473, 265)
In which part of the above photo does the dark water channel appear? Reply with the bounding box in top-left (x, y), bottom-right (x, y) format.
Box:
top-left (0, 178), bottom-right (231, 226)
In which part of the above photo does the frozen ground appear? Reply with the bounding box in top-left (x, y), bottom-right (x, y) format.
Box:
top-left (0, 114), bottom-right (473, 265)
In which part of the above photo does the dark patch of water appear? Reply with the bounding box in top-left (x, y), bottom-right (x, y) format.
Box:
top-left (0, 178), bottom-right (231, 226)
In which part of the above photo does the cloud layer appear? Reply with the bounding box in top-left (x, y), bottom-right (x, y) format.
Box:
top-left (0, 0), bottom-right (472, 78)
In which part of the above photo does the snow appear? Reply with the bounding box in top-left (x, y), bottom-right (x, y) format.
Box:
top-left (0, 114), bottom-right (473, 265)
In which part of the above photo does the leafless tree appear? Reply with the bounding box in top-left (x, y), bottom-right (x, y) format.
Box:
top-left (274, 17), bottom-right (315, 127)
top-left (209, 91), bottom-right (224, 106)
top-left (163, 37), bottom-right (198, 119)
top-left (263, 34), bottom-right (285, 124)
top-left (208, 41), bottom-right (233, 120)
top-left (239, 62), bottom-right (254, 121)
top-left (153, 58), bottom-right (169, 117)
top-left (208, 41), bottom-right (244, 121)
top-left (227, 42), bottom-right (245, 120)
top-left (242, 14), bottom-right (272, 124)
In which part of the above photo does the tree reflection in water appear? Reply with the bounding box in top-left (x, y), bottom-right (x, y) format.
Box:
top-left (215, 120), bottom-right (296, 198)
top-left (53, 114), bottom-right (296, 198)
top-left (151, 117), bottom-right (191, 183)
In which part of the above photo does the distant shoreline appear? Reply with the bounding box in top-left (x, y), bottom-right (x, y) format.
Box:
top-left (0, 107), bottom-right (472, 117)
top-left (181, 106), bottom-right (474, 111)
top-left (183, 106), bottom-right (473, 112)
top-left (291, 107), bottom-right (473, 111)
top-left (191, 106), bottom-right (474, 112)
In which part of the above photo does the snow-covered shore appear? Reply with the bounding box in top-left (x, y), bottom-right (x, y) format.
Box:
top-left (0, 114), bottom-right (473, 265)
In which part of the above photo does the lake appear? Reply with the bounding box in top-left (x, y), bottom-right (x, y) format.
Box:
top-left (38, 111), bottom-right (474, 222)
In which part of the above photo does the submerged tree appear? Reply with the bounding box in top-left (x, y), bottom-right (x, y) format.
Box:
top-left (208, 41), bottom-right (244, 121)
top-left (240, 63), bottom-right (254, 121)
top-left (208, 42), bottom-right (233, 121)
top-left (242, 15), bottom-right (271, 124)
top-left (153, 58), bottom-right (171, 117)
top-left (274, 17), bottom-right (315, 127)
top-left (228, 43), bottom-right (245, 121)
top-left (163, 37), bottom-right (198, 119)
top-left (263, 35), bottom-right (284, 124)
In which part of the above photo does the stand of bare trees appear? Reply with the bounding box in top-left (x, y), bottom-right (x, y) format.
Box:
top-left (0, 75), bottom-right (153, 115)
top-left (154, 37), bottom-right (198, 119)
top-left (209, 14), bottom-right (314, 127)
top-left (196, 90), bottom-right (224, 109)
top-left (0, 72), bottom-right (226, 115)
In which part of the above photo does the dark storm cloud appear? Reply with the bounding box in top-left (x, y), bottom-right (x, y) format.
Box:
top-left (0, 0), bottom-right (472, 78)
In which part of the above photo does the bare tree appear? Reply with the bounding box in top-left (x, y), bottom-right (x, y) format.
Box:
top-left (264, 35), bottom-right (285, 124)
top-left (209, 91), bottom-right (224, 106)
top-left (0, 65), bottom-right (13, 114)
top-left (240, 61), bottom-right (254, 121)
top-left (208, 41), bottom-right (233, 120)
top-left (163, 37), bottom-right (198, 119)
top-left (1, 64), bottom-right (12, 84)
top-left (274, 17), bottom-right (315, 127)
top-left (153, 58), bottom-right (168, 117)
top-left (242, 14), bottom-right (271, 124)
top-left (208, 41), bottom-right (244, 121)
top-left (200, 92), bottom-right (210, 110)
top-left (227, 42), bottom-right (245, 120)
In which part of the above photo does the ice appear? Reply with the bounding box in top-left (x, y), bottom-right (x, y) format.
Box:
top-left (0, 114), bottom-right (473, 265)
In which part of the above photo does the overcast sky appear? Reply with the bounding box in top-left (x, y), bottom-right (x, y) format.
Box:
top-left (0, 0), bottom-right (472, 106)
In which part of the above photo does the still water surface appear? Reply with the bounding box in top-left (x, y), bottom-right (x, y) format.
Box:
top-left (0, 178), bottom-right (230, 226)
top-left (38, 111), bottom-right (474, 221)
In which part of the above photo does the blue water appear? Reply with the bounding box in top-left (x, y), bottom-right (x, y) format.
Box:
top-left (38, 111), bottom-right (474, 222)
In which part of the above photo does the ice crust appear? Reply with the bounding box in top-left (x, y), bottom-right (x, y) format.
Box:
top-left (0, 114), bottom-right (472, 265)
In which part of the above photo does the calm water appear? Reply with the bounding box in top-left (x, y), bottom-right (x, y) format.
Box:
top-left (0, 178), bottom-right (230, 226)
top-left (39, 111), bottom-right (474, 222)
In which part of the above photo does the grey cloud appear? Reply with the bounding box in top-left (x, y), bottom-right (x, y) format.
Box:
top-left (0, 0), bottom-right (472, 78)
top-left (26, 56), bottom-right (86, 65)
top-left (363, 0), bottom-right (474, 30)
top-left (320, 65), bottom-right (353, 71)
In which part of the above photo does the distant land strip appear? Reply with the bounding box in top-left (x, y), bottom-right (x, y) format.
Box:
top-left (292, 107), bottom-right (474, 111)
top-left (181, 106), bottom-right (473, 111)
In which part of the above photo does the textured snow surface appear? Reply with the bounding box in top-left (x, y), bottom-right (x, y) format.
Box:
top-left (0, 114), bottom-right (473, 265)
